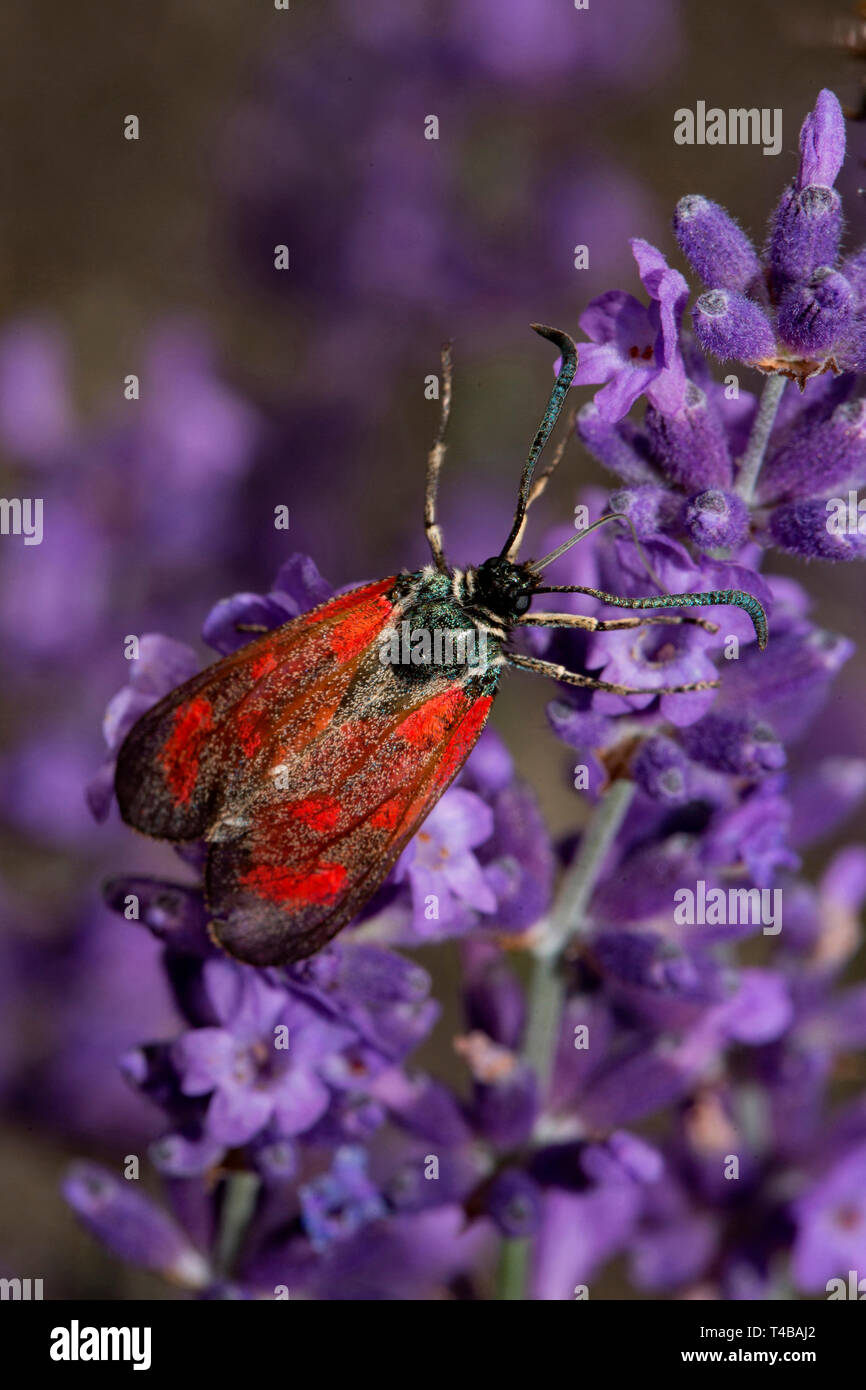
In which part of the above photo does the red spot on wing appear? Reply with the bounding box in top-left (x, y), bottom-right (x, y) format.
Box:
top-left (434, 695), bottom-right (494, 787)
top-left (319, 578), bottom-right (394, 619)
top-left (370, 695), bottom-right (494, 837)
top-left (328, 594), bottom-right (394, 660)
top-left (287, 795), bottom-right (342, 832)
top-left (400, 688), bottom-right (468, 751)
top-left (159, 696), bottom-right (213, 804)
top-left (235, 712), bottom-right (262, 758)
top-left (370, 798), bottom-right (403, 830)
top-left (251, 651), bottom-right (278, 680)
top-left (240, 861), bottom-right (348, 907)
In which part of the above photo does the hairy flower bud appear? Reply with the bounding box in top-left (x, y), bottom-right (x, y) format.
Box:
top-left (777, 268), bottom-right (853, 356)
top-left (769, 498), bottom-right (866, 560)
top-left (759, 397), bottom-right (866, 504)
top-left (575, 401), bottom-right (660, 485)
top-left (682, 488), bottom-right (749, 549)
top-left (768, 184), bottom-right (843, 293)
top-left (692, 290), bottom-right (775, 364)
top-left (645, 382), bottom-right (732, 490)
top-left (673, 195), bottom-right (761, 293)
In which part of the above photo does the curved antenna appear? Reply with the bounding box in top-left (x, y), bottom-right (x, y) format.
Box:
top-left (500, 325), bottom-right (578, 561)
top-left (530, 511), bottom-right (666, 595)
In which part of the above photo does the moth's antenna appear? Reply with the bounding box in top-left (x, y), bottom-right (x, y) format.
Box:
top-left (503, 422), bottom-right (573, 563)
top-left (424, 341), bottom-right (453, 572)
top-left (500, 325), bottom-right (578, 562)
top-left (530, 511), bottom-right (666, 595)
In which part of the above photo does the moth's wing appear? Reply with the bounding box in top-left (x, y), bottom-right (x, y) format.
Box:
top-left (206, 678), bottom-right (497, 966)
top-left (115, 579), bottom-right (398, 841)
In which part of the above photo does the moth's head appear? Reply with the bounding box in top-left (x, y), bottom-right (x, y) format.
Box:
top-left (472, 556), bottom-right (539, 622)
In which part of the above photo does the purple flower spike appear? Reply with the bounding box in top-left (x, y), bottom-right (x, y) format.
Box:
top-left (797, 89), bottom-right (846, 191)
top-left (576, 402), bottom-right (661, 486)
top-left (679, 712), bottom-right (785, 777)
top-left (103, 876), bottom-right (215, 957)
top-left (692, 290), bottom-right (775, 364)
top-left (682, 488), bottom-right (749, 549)
top-left (841, 244), bottom-right (866, 304)
top-left (673, 195), bottom-right (761, 293)
top-left (645, 384), bottom-right (733, 491)
top-left (574, 240), bottom-right (688, 422)
top-left (172, 966), bottom-right (354, 1145)
top-left (609, 485), bottom-right (682, 539)
top-left (777, 268), bottom-right (853, 357)
top-left (632, 735), bottom-right (690, 804)
top-left (201, 591), bottom-right (297, 656)
top-left (769, 499), bottom-right (866, 561)
top-left (463, 946), bottom-right (525, 1051)
top-left (300, 1146), bottom-right (386, 1253)
top-left (485, 1169), bottom-right (543, 1237)
top-left (768, 185), bottom-right (842, 293)
top-left (149, 1132), bottom-right (226, 1179)
top-left (792, 1142), bottom-right (866, 1291)
top-left (396, 788), bottom-right (497, 939)
top-left (63, 1163), bottom-right (211, 1288)
top-left (253, 1139), bottom-right (298, 1186)
top-left (587, 618), bottom-right (719, 727)
top-left (470, 1060), bottom-right (538, 1148)
top-left (759, 397), bottom-right (866, 504)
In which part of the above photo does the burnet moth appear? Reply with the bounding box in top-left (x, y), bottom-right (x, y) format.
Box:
top-left (115, 325), bottom-right (768, 967)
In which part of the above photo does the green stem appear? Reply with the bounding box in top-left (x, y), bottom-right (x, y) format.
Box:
top-left (523, 778), bottom-right (636, 1093)
top-left (214, 1171), bottom-right (260, 1282)
top-left (735, 373), bottom-right (786, 505)
top-left (496, 778), bottom-right (636, 1300)
top-left (496, 1234), bottom-right (531, 1301)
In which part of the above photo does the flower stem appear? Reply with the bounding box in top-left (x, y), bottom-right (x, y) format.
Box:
top-left (523, 778), bottom-right (636, 1093)
top-left (214, 1171), bottom-right (260, 1282)
top-left (496, 1233), bottom-right (531, 1300)
top-left (735, 373), bottom-right (786, 505)
top-left (495, 778), bottom-right (636, 1301)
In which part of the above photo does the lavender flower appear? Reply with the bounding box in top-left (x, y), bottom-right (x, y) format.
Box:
top-left (572, 239), bottom-right (689, 422)
top-left (677, 91), bottom-right (866, 383)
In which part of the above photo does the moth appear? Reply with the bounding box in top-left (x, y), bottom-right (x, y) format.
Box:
top-left (115, 326), bottom-right (768, 966)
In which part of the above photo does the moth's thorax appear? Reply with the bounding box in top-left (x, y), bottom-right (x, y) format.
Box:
top-left (383, 564), bottom-right (529, 691)
top-left (393, 559), bottom-right (538, 630)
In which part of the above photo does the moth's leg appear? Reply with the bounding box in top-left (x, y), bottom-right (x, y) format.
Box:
top-left (506, 650), bottom-right (720, 696)
top-left (516, 612), bottom-right (719, 634)
top-left (424, 341), bottom-right (453, 572)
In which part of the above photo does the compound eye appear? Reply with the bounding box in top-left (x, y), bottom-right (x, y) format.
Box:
top-left (514, 594), bottom-right (531, 615)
